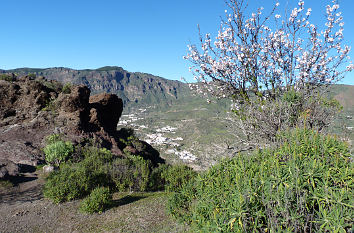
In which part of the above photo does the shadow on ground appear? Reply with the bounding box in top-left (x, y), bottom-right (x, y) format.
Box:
top-left (110, 194), bottom-right (147, 208)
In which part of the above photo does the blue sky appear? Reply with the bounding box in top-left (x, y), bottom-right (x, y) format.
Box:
top-left (0, 0), bottom-right (353, 84)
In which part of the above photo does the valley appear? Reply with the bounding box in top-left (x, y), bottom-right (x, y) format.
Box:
top-left (2, 67), bottom-right (353, 169)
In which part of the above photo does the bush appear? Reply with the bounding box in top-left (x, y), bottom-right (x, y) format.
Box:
top-left (62, 82), bottom-right (72, 94)
top-left (110, 156), bottom-right (152, 192)
top-left (79, 187), bottom-right (112, 214)
top-left (43, 164), bottom-right (109, 203)
top-left (80, 147), bottom-right (114, 171)
top-left (0, 74), bottom-right (16, 81)
top-left (168, 128), bottom-right (353, 232)
top-left (160, 164), bottom-right (197, 192)
top-left (148, 164), bottom-right (169, 191)
top-left (43, 140), bottom-right (74, 166)
top-left (43, 147), bottom-right (114, 204)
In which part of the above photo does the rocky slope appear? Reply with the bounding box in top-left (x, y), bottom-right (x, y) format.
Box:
top-left (0, 66), bottom-right (191, 109)
top-left (0, 75), bottom-right (163, 179)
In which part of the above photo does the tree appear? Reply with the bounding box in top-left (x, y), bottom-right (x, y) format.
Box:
top-left (184, 0), bottom-right (353, 148)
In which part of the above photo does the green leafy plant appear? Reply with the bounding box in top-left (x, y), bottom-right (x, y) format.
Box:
top-left (110, 156), bottom-right (152, 192)
top-left (62, 82), bottom-right (72, 94)
top-left (43, 140), bottom-right (74, 166)
top-left (43, 163), bottom-right (111, 204)
top-left (79, 187), bottom-right (112, 214)
top-left (41, 98), bottom-right (57, 113)
top-left (160, 164), bottom-right (197, 192)
top-left (168, 128), bottom-right (353, 232)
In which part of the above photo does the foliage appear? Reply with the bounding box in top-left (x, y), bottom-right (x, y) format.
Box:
top-left (79, 187), bottom-right (113, 214)
top-left (45, 134), bottom-right (62, 144)
top-left (79, 147), bottom-right (114, 171)
top-left (148, 164), bottom-right (197, 192)
top-left (231, 90), bottom-right (343, 144)
top-left (43, 139), bottom-right (74, 166)
top-left (43, 142), bottom-right (171, 205)
top-left (43, 145), bottom-right (114, 203)
top-left (0, 74), bottom-right (16, 81)
top-left (168, 128), bottom-right (353, 232)
top-left (160, 164), bottom-right (197, 192)
top-left (118, 128), bottom-right (139, 147)
top-left (43, 163), bottom-right (110, 204)
top-left (185, 0), bottom-right (353, 147)
top-left (0, 180), bottom-right (13, 189)
top-left (62, 82), bottom-right (72, 94)
top-left (110, 156), bottom-right (152, 192)
top-left (27, 73), bottom-right (37, 79)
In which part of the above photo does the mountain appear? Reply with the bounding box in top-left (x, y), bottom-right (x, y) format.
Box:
top-left (1, 66), bottom-right (353, 167)
top-left (0, 66), bottom-right (191, 110)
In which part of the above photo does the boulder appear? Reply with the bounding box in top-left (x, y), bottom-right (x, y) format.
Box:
top-left (89, 93), bottom-right (123, 132)
top-left (0, 159), bottom-right (20, 179)
top-left (42, 165), bottom-right (55, 173)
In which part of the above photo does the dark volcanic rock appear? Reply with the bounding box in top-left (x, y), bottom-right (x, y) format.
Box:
top-left (0, 159), bottom-right (20, 178)
top-left (55, 85), bottom-right (91, 133)
top-left (89, 93), bottom-right (123, 132)
top-left (0, 76), bottom-right (163, 179)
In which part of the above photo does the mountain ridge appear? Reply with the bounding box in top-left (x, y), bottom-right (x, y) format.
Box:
top-left (0, 66), bottom-right (191, 110)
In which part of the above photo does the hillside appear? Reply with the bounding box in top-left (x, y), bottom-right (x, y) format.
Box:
top-left (0, 66), bottom-right (191, 110)
top-left (1, 67), bottom-right (353, 168)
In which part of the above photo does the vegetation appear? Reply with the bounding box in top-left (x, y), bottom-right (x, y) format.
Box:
top-left (185, 0), bottom-right (353, 149)
top-left (168, 128), bottom-right (353, 232)
top-left (159, 164), bottom-right (197, 192)
top-left (110, 155), bottom-right (152, 192)
top-left (79, 187), bottom-right (113, 214)
top-left (62, 82), bottom-right (72, 94)
top-left (43, 162), bottom-right (111, 204)
top-left (0, 73), bottom-right (16, 81)
top-left (0, 180), bottom-right (13, 189)
top-left (42, 134), bottom-right (196, 214)
top-left (43, 134), bottom-right (74, 166)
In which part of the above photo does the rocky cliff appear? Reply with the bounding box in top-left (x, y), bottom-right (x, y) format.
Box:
top-left (1, 66), bottom-right (191, 109)
top-left (0, 76), bottom-right (163, 179)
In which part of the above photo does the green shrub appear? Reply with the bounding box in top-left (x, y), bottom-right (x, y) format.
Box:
top-left (148, 164), bottom-right (197, 192)
top-left (160, 164), bottom-right (197, 192)
top-left (27, 73), bottom-right (36, 79)
top-left (148, 164), bottom-right (169, 191)
top-left (79, 187), bottom-right (112, 214)
top-left (79, 147), bottom-right (114, 170)
top-left (168, 128), bottom-right (353, 232)
top-left (43, 164), bottom-right (110, 204)
top-left (0, 74), bottom-right (16, 81)
top-left (43, 146), bottom-right (116, 204)
top-left (45, 134), bottom-right (62, 144)
top-left (62, 82), bottom-right (72, 94)
top-left (43, 140), bottom-right (74, 166)
top-left (110, 156), bottom-right (152, 192)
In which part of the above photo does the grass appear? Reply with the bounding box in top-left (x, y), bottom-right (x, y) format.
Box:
top-left (71, 192), bottom-right (190, 233)
top-left (0, 180), bottom-right (13, 189)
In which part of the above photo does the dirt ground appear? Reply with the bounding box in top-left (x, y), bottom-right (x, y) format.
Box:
top-left (0, 172), bottom-right (188, 233)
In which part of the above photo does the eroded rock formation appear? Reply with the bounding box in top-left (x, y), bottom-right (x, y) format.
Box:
top-left (0, 76), bottom-right (162, 179)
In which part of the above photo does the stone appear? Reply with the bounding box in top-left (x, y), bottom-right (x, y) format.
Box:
top-left (42, 165), bottom-right (54, 173)
top-left (89, 93), bottom-right (123, 132)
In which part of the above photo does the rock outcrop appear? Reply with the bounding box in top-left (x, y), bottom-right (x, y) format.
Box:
top-left (0, 76), bottom-right (162, 179)
top-left (89, 93), bottom-right (123, 133)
